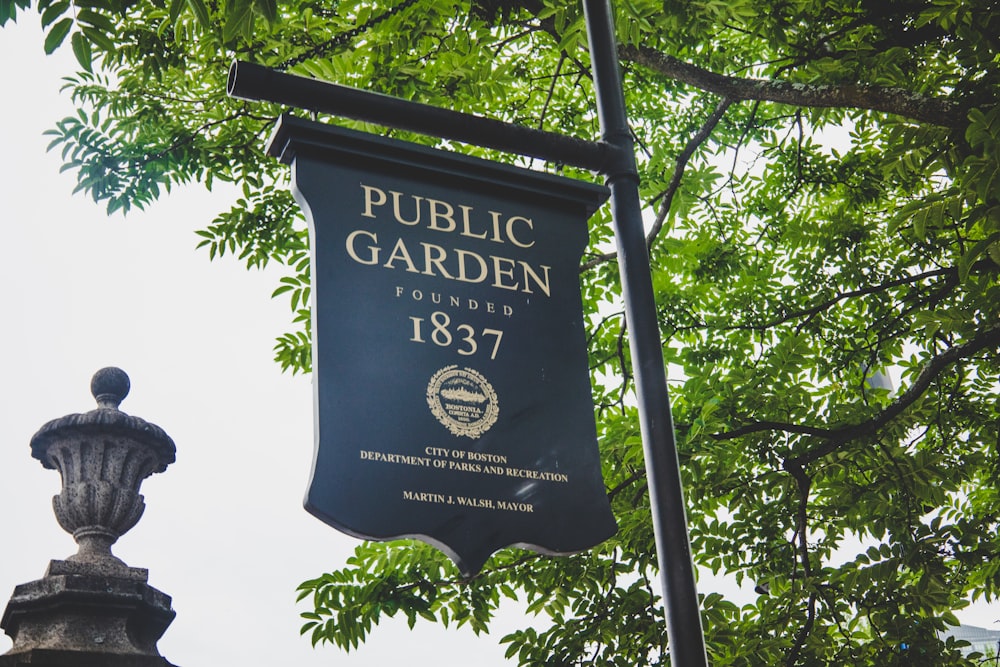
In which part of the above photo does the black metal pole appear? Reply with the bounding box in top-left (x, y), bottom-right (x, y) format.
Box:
top-left (581, 1), bottom-right (709, 665)
top-left (228, 60), bottom-right (610, 172)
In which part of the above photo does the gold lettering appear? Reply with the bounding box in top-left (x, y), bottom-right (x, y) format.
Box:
top-left (421, 243), bottom-right (455, 279)
top-left (487, 211), bottom-right (505, 243)
top-left (403, 490), bottom-right (447, 503)
top-left (448, 460), bottom-right (482, 473)
top-left (454, 248), bottom-right (488, 283)
top-left (362, 184), bottom-right (543, 253)
top-left (346, 228), bottom-right (550, 297)
top-left (506, 216), bottom-right (535, 248)
top-left (361, 184), bottom-right (386, 218)
top-left (345, 230), bottom-right (380, 265)
top-left (503, 467), bottom-right (569, 483)
top-left (390, 190), bottom-right (423, 225)
top-left (497, 500), bottom-right (534, 512)
top-left (467, 452), bottom-right (507, 463)
top-left (455, 495), bottom-right (495, 509)
top-left (519, 261), bottom-right (551, 297)
top-left (491, 256), bottom-right (520, 291)
top-left (427, 198), bottom-right (457, 232)
top-left (383, 238), bottom-right (419, 273)
top-left (459, 204), bottom-right (488, 240)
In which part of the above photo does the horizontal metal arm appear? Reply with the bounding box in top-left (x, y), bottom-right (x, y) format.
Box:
top-left (227, 60), bottom-right (614, 173)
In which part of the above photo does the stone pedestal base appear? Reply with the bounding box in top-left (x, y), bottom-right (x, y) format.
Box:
top-left (0, 649), bottom-right (176, 666)
top-left (1, 561), bottom-right (177, 667)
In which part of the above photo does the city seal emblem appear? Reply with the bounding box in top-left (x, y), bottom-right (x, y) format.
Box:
top-left (426, 365), bottom-right (500, 438)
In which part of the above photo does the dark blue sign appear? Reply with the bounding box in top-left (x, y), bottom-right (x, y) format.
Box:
top-left (268, 115), bottom-right (616, 576)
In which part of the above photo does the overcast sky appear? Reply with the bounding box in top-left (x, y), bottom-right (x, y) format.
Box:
top-left (1, 14), bottom-right (997, 667)
top-left (0, 19), bottom-right (519, 666)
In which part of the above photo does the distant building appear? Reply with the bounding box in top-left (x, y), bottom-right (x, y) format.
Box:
top-left (947, 625), bottom-right (1000, 658)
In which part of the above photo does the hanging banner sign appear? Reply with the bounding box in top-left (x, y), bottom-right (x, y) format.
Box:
top-left (267, 115), bottom-right (617, 576)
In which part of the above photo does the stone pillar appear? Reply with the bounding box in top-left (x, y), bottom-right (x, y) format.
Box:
top-left (1, 368), bottom-right (180, 667)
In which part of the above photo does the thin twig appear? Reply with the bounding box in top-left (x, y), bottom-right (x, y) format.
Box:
top-left (644, 96), bottom-right (733, 251)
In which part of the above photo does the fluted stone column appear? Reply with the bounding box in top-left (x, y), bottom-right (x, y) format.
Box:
top-left (1, 368), bottom-right (180, 667)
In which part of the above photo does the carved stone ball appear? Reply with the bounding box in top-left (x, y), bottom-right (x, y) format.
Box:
top-left (91, 366), bottom-right (131, 409)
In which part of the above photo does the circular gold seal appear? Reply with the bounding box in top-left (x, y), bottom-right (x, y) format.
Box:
top-left (426, 365), bottom-right (499, 438)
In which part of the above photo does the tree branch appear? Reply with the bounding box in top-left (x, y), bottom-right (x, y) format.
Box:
top-left (782, 458), bottom-right (815, 667)
top-left (579, 98), bottom-right (733, 272)
top-left (712, 322), bottom-right (1000, 459)
top-left (537, 52), bottom-right (565, 130)
top-left (278, 0), bottom-right (420, 70)
top-left (784, 593), bottom-right (817, 667)
top-left (618, 44), bottom-right (965, 128)
top-left (645, 96), bottom-right (733, 251)
top-left (762, 266), bottom-right (959, 331)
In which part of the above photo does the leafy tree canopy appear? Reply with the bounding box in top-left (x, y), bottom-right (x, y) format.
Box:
top-left (4, 0), bottom-right (999, 663)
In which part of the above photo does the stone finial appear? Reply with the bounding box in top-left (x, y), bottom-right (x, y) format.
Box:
top-left (2, 369), bottom-right (180, 666)
top-left (91, 366), bottom-right (130, 409)
top-left (28, 368), bottom-right (176, 568)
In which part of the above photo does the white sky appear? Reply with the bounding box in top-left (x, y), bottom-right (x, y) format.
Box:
top-left (0, 18), bottom-right (516, 665)
top-left (1, 14), bottom-right (997, 666)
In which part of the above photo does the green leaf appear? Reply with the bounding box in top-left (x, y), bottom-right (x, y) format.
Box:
top-left (958, 231), bottom-right (1000, 281)
top-left (43, 17), bottom-right (73, 54)
top-left (222, 0), bottom-right (253, 42)
top-left (71, 31), bottom-right (92, 71)
top-left (167, 0), bottom-right (184, 24)
top-left (80, 25), bottom-right (115, 51)
top-left (185, 0), bottom-right (210, 28)
top-left (252, 0), bottom-right (276, 23)
top-left (39, 0), bottom-right (69, 28)
top-left (76, 9), bottom-right (115, 33)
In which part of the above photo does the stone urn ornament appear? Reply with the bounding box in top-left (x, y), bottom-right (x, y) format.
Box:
top-left (1, 368), bottom-right (180, 666)
top-left (29, 367), bottom-right (176, 568)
